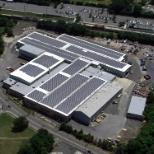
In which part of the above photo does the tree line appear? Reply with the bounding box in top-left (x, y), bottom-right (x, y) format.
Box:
top-left (117, 31), bottom-right (154, 45)
top-left (37, 19), bottom-right (154, 46)
top-left (109, 0), bottom-right (154, 18)
top-left (12, 0), bottom-right (53, 6)
top-left (59, 122), bottom-right (114, 151)
top-left (0, 17), bottom-right (17, 55)
top-left (37, 20), bottom-right (116, 39)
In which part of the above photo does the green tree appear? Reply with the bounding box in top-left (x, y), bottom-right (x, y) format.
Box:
top-left (98, 139), bottom-right (102, 147)
top-left (55, 20), bottom-right (66, 33)
top-left (17, 141), bottom-right (34, 154)
top-left (147, 90), bottom-right (154, 104)
top-left (140, 0), bottom-right (147, 6)
top-left (133, 3), bottom-right (143, 17)
top-left (151, 0), bottom-right (154, 5)
top-left (59, 122), bottom-right (67, 131)
top-left (115, 143), bottom-right (126, 154)
top-left (101, 139), bottom-right (113, 151)
top-left (72, 129), bottom-right (78, 136)
top-left (89, 12), bottom-right (92, 18)
top-left (0, 38), bottom-right (4, 55)
top-left (17, 129), bottom-right (54, 154)
top-left (60, 3), bottom-right (64, 9)
top-left (76, 14), bottom-right (81, 23)
top-left (109, 0), bottom-right (133, 14)
top-left (5, 27), bottom-right (13, 37)
top-left (92, 16), bottom-right (95, 22)
top-left (76, 129), bottom-right (84, 140)
top-left (12, 116), bottom-right (29, 132)
top-left (53, 0), bottom-right (61, 8)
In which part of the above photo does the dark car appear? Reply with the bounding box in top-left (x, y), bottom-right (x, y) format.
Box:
top-left (144, 75), bottom-right (151, 80)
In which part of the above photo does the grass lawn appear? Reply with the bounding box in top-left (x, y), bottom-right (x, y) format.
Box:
top-left (0, 113), bottom-right (35, 154)
top-left (72, 0), bottom-right (112, 5)
top-left (0, 9), bottom-right (73, 21)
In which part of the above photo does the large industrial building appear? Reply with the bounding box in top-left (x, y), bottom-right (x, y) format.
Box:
top-left (17, 32), bottom-right (131, 77)
top-left (3, 32), bottom-right (132, 125)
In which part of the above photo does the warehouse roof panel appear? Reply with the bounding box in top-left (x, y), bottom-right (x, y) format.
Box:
top-left (57, 34), bottom-right (125, 60)
top-left (56, 77), bottom-right (106, 115)
top-left (20, 44), bottom-right (45, 57)
top-left (75, 82), bottom-right (122, 118)
top-left (62, 59), bottom-right (90, 75)
top-left (20, 37), bottom-right (78, 62)
top-left (65, 45), bottom-right (130, 71)
top-left (40, 74), bottom-right (88, 108)
top-left (27, 32), bottom-right (66, 48)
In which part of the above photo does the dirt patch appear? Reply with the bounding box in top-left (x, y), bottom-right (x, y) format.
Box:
top-left (114, 77), bottom-right (134, 91)
top-left (13, 21), bottom-right (37, 35)
top-left (119, 119), bottom-right (142, 143)
top-left (2, 35), bottom-right (15, 43)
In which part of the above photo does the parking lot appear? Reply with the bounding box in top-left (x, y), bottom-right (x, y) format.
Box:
top-left (1, 1), bottom-right (154, 27)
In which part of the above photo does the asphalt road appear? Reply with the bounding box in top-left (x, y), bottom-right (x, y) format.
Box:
top-left (0, 1), bottom-right (154, 26)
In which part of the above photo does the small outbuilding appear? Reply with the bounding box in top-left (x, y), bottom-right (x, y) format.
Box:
top-left (127, 96), bottom-right (146, 121)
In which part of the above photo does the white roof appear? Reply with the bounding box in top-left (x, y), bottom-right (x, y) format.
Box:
top-left (81, 66), bottom-right (115, 81)
top-left (10, 53), bottom-right (64, 85)
top-left (75, 82), bottom-right (122, 118)
top-left (127, 96), bottom-right (146, 116)
top-left (10, 62), bottom-right (69, 95)
top-left (3, 77), bottom-right (16, 86)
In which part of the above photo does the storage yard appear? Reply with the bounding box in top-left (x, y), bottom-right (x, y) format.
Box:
top-left (2, 31), bottom-right (132, 125)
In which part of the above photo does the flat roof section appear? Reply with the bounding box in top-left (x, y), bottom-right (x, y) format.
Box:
top-left (20, 64), bottom-right (44, 77)
top-left (127, 96), bottom-right (146, 116)
top-left (28, 32), bottom-right (66, 48)
top-left (56, 77), bottom-right (106, 115)
top-left (57, 34), bottom-right (124, 60)
top-left (20, 37), bottom-right (78, 62)
top-left (3, 77), bottom-right (16, 86)
top-left (33, 55), bottom-right (59, 68)
top-left (27, 90), bottom-right (46, 102)
top-left (62, 59), bottom-right (89, 75)
top-left (20, 44), bottom-right (45, 57)
top-left (81, 66), bottom-right (115, 81)
top-left (75, 82), bottom-right (122, 118)
top-left (40, 74), bottom-right (88, 108)
top-left (40, 74), bottom-right (68, 92)
top-left (10, 61), bottom-right (49, 85)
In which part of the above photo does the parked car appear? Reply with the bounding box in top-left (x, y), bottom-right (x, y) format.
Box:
top-left (21, 62), bottom-right (26, 65)
top-left (7, 67), bottom-right (14, 72)
top-left (142, 66), bottom-right (147, 71)
top-left (144, 75), bottom-right (151, 80)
